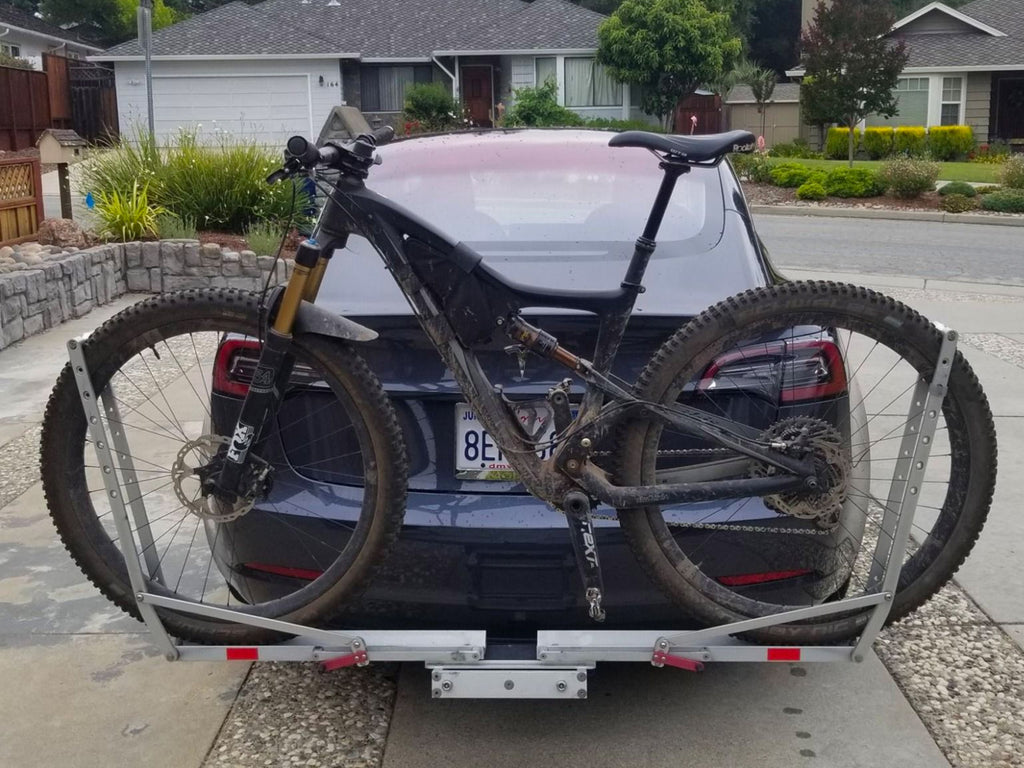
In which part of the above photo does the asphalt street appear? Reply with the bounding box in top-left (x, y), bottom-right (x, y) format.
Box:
top-left (757, 215), bottom-right (1024, 284)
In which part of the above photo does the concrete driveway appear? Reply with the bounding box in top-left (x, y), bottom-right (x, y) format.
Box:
top-left (1, 215), bottom-right (1023, 768)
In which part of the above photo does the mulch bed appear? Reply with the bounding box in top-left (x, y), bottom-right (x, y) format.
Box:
top-left (742, 183), bottom-right (947, 213)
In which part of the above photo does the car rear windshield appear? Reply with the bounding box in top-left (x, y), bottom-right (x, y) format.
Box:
top-left (368, 130), bottom-right (722, 260)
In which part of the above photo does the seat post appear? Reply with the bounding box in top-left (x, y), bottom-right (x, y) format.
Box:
top-left (621, 163), bottom-right (689, 292)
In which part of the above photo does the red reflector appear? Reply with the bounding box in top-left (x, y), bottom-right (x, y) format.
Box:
top-left (718, 569), bottom-right (813, 586)
top-left (244, 562), bottom-right (323, 581)
top-left (767, 648), bottom-right (801, 662)
top-left (770, 647), bottom-right (798, 663)
top-left (226, 647), bottom-right (259, 661)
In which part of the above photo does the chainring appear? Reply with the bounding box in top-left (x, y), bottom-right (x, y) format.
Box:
top-left (751, 417), bottom-right (851, 529)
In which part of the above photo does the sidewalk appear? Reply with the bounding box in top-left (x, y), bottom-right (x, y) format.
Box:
top-left (0, 276), bottom-right (1020, 767)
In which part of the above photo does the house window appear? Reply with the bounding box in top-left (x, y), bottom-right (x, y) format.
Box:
top-left (941, 76), bottom-right (963, 125)
top-left (564, 57), bottom-right (622, 107)
top-left (360, 65), bottom-right (433, 112)
top-left (868, 77), bottom-right (928, 127)
top-left (535, 57), bottom-right (556, 88)
top-left (1, 43), bottom-right (21, 57)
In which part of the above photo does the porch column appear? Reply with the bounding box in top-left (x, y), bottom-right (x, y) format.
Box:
top-left (622, 83), bottom-right (630, 120)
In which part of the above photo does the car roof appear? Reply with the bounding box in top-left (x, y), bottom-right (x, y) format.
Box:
top-left (319, 129), bottom-right (769, 317)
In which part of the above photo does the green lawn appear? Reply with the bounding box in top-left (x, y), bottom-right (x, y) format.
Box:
top-left (767, 157), bottom-right (1002, 183)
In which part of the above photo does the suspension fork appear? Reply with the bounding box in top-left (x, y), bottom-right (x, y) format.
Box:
top-left (213, 239), bottom-right (327, 500)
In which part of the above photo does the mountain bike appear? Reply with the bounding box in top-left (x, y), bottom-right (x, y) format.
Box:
top-left (41, 127), bottom-right (997, 647)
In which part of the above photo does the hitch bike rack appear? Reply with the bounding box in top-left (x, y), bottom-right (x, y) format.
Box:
top-left (66, 324), bottom-right (958, 699)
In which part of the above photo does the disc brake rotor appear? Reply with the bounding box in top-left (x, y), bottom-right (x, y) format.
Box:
top-left (170, 435), bottom-right (254, 523)
top-left (751, 417), bottom-right (851, 529)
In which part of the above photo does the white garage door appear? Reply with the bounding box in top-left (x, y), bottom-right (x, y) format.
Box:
top-left (152, 74), bottom-right (312, 146)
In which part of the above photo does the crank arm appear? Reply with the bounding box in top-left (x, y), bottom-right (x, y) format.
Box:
top-left (575, 463), bottom-right (807, 509)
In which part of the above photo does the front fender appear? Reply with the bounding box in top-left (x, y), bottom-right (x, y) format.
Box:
top-left (294, 300), bottom-right (378, 342)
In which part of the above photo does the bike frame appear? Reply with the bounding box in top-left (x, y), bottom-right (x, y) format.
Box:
top-left (248, 157), bottom-right (815, 510)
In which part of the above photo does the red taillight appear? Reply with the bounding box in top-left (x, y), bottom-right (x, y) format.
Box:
top-left (243, 562), bottom-right (323, 581)
top-left (701, 339), bottom-right (846, 403)
top-left (718, 568), bottom-right (813, 587)
top-left (213, 338), bottom-right (261, 398)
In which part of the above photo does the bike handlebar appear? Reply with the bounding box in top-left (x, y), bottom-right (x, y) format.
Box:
top-left (278, 125), bottom-right (395, 179)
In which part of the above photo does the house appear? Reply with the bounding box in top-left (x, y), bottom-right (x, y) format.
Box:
top-left (0, 4), bottom-right (103, 69)
top-left (724, 83), bottom-right (802, 146)
top-left (93, 0), bottom-right (646, 145)
top-left (788, 0), bottom-right (1024, 145)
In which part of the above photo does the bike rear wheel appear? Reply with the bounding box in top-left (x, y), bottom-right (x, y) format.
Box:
top-left (616, 281), bottom-right (996, 645)
top-left (41, 289), bottom-right (407, 645)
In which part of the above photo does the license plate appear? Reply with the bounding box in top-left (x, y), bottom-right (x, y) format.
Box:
top-left (455, 401), bottom-right (558, 481)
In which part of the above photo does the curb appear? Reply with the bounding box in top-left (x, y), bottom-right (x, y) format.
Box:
top-left (779, 267), bottom-right (1024, 297)
top-left (750, 204), bottom-right (1024, 227)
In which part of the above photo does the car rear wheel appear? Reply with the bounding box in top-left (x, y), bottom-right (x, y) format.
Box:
top-left (616, 281), bottom-right (996, 644)
top-left (41, 289), bottom-right (407, 645)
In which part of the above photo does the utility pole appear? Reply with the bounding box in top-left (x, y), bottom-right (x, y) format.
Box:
top-left (138, 0), bottom-right (155, 138)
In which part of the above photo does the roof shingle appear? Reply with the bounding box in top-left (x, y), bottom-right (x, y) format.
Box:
top-left (0, 3), bottom-right (102, 48)
top-left (98, 0), bottom-right (602, 60)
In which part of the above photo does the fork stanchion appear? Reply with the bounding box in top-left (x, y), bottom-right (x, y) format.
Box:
top-left (71, 324), bottom-right (956, 697)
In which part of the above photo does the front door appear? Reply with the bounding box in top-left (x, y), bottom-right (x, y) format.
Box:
top-left (461, 66), bottom-right (493, 127)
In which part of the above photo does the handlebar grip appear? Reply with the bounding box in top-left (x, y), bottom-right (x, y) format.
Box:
top-left (371, 125), bottom-right (395, 146)
top-left (285, 135), bottom-right (320, 166)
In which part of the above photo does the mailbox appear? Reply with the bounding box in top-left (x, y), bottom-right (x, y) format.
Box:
top-left (37, 129), bottom-right (88, 165)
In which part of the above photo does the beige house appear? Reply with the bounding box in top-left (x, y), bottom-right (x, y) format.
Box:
top-left (723, 83), bottom-right (801, 147)
top-left (790, 0), bottom-right (1024, 145)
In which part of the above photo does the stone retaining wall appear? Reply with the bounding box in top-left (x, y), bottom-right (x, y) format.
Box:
top-left (0, 240), bottom-right (292, 350)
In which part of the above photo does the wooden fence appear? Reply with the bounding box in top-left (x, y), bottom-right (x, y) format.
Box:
top-left (43, 53), bottom-right (119, 143)
top-left (0, 64), bottom-right (52, 151)
top-left (0, 157), bottom-right (44, 246)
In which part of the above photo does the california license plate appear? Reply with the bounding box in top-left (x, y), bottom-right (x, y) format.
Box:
top-left (455, 401), bottom-right (558, 481)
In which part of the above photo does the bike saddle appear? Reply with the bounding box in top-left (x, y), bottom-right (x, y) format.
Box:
top-left (609, 130), bottom-right (756, 163)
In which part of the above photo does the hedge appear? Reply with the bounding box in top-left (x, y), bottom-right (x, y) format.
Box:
top-left (928, 125), bottom-right (975, 161)
top-left (863, 127), bottom-right (895, 160)
top-left (826, 127), bottom-right (861, 160)
top-left (894, 126), bottom-right (927, 157)
top-left (823, 167), bottom-right (883, 198)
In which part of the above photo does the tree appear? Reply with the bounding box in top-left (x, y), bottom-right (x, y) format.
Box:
top-left (40, 0), bottom-right (185, 47)
top-left (736, 60), bottom-right (776, 138)
top-left (597, 0), bottom-right (741, 131)
top-left (800, 0), bottom-right (909, 165)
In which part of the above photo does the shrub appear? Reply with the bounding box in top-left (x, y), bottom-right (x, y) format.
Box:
top-left (878, 157), bottom-right (940, 199)
top-left (980, 189), bottom-right (1024, 213)
top-left (940, 194), bottom-right (978, 213)
top-left (584, 117), bottom-right (665, 132)
top-left (824, 167), bottom-right (883, 198)
top-left (95, 182), bottom-right (163, 242)
top-left (938, 181), bottom-right (977, 198)
top-left (893, 126), bottom-right (927, 157)
top-left (156, 212), bottom-right (198, 239)
top-left (1000, 154), bottom-right (1024, 189)
top-left (0, 51), bottom-right (34, 69)
top-left (969, 141), bottom-right (1011, 164)
top-left (863, 127), bottom-right (895, 160)
top-left (82, 128), bottom-right (309, 234)
top-left (975, 185), bottom-right (1002, 195)
top-left (403, 82), bottom-right (460, 131)
top-left (245, 220), bottom-right (284, 256)
top-left (505, 81), bottom-right (584, 127)
top-left (825, 127), bottom-right (861, 160)
top-left (769, 139), bottom-right (820, 159)
top-left (796, 181), bottom-right (827, 200)
top-left (728, 152), bottom-right (774, 184)
top-left (769, 162), bottom-right (816, 188)
top-left (928, 125), bottom-right (975, 161)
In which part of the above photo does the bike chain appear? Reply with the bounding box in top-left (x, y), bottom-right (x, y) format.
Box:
top-left (580, 447), bottom-right (832, 536)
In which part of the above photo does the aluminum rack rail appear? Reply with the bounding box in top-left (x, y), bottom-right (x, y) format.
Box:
top-left (66, 323), bottom-right (958, 700)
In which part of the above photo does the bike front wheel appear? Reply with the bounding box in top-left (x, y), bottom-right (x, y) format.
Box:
top-left (616, 281), bottom-right (996, 645)
top-left (41, 289), bottom-right (407, 645)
